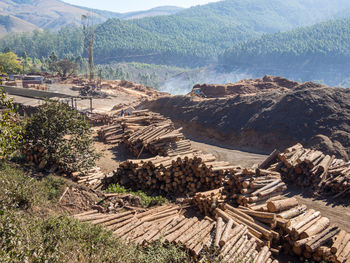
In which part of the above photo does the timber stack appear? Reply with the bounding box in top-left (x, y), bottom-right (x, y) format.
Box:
top-left (73, 205), bottom-right (278, 262)
top-left (71, 166), bottom-right (109, 189)
top-left (107, 153), bottom-right (238, 196)
top-left (98, 110), bottom-right (196, 157)
top-left (223, 166), bottom-right (287, 209)
top-left (263, 143), bottom-right (350, 198)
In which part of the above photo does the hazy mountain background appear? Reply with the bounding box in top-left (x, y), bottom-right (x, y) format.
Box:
top-left (0, 0), bottom-right (183, 36)
top-left (1, 0), bottom-right (350, 93)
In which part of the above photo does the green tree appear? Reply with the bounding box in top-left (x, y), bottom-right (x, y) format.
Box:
top-left (49, 59), bottom-right (77, 79)
top-left (24, 100), bottom-right (99, 172)
top-left (0, 52), bottom-right (22, 74)
top-left (0, 81), bottom-right (24, 160)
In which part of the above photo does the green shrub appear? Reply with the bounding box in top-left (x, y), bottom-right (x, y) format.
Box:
top-left (24, 100), bottom-right (99, 173)
top-left (106, 183), bottom-right (168, 207)
top-left (0, 87), bottom-right (24, 160)
top-left (0, 163), bottom-right (65, 211)
top-left (0, 212), bottom-right (189, 263)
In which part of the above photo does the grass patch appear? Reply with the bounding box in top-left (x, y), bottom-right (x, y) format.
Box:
top-left (106, 183), bottom-right (168, 207)
top-left (0, 162), bottom-right (65, 211)
top-left (0, 163), bottom-right (188, 262)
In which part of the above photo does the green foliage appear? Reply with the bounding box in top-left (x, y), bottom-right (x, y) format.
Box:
top-left (0, 163), bottom-right (65, 211)
top-left (0, 87), bottom-right (24, 160)
top-left (220, 18), bottom-right (350, 70)
top-left (0, 52), bottom-right (22, 74)
top-left (0, 212), bottom-right (189, 263)
top-left (24, 100), bottom-right (99, 173)
top-left (49, 58), bottom-right (77, 78)
top-left (106, 183), bottom-right (168, 207)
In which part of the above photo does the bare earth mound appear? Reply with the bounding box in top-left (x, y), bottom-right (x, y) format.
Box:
top-left (142, 76), bottom-right (350, 160)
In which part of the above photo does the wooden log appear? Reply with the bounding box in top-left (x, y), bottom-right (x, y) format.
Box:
top-left (300, 217), bottom-right (330, 239)
top-left (259, 149), bottom-right (279, 169)
top-left (251, 179), bottom-right (282, 196)
top-left (331, 230), bottom-right (347, 254)
top-left (214, 217), bottom-right (224, 247)
top-left (305, 226), bottom-right (340, 253)
top-left (278, 205), bottom-right (307, 219)
top-left (219, 218), bottom-right (234, 247)
top-left (267, 197), bottom-right (298, 213)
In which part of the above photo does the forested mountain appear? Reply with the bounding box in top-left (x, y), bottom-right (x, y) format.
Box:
top-left (0, 0), bottom-right (183, 37)
top-left (2, 0), bottom-right (350, 67)
top-left (90, 0), bottom-right (350, 66)
top-left (219, 18), bottom-right (350, 86)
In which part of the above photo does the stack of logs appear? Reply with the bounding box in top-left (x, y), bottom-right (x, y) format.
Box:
top-left (265, 143), bottom-right (350, 198)
top-left (98, 124), bottom-right (124, 144)
top-left (107, 153), bottom-right (238, 196)
top-left (71, 167), bottom-right (109, 189)
top-left (73, 205), bottom-right (278, 262)
top-left (236, 195), bottom-right (350, 263)
top-left (98, 110), bottom-right (197, 157)
top-left (224, 166), bottom-right (287, 209)
top-left (192, 185), bottom-right (350, 262)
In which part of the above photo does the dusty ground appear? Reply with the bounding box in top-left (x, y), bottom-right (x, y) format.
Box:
top-left (190, 139), bottom-right (267, 167)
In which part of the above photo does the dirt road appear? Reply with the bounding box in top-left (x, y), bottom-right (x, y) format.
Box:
top-left (190, 140), bottom-right (268, 167)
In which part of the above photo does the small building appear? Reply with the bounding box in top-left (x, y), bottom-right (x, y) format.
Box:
top-left (22, 75), bottom-right (43, 88)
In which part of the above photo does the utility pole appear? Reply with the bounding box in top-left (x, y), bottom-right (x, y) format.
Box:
top-left (82, 11), bottom-right (95, 81)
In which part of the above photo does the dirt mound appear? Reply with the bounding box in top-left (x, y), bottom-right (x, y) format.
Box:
top-left (190, 75), bottom-right (301, 97)
top-left (142, 79), bottom-right (350, 159)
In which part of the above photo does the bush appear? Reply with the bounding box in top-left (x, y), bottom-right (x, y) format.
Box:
top-left (0, 87), bottom-right (24, 160)
top-left (24, 100), bottom-right (99, 173)
top-left (0, 163), bottom-right (65, 211)
top-left (106, 183), bottom-right (168, 207)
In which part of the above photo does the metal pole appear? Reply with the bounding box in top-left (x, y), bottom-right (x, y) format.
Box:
top-left (90, 98), bottom-right (93, 113)
top-left (71, 98), bottom-right (74, 109)
top-left (75, 98), bottom-right (77, 110)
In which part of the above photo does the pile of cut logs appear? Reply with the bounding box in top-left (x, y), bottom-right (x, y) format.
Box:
top-left (73, 205), bottom-right (278, 262)
top-left (98, 124), bottom-right (124, 144)
top-left (264, 143), bottom-right (350, 198)
top-left (238, 195), bottom-right (350, 263)
top-left (98, 110), bottom-right (197, 157)
top-left (107, 153), bottom-right (238, 196)
top-left (224, 166), bottom-right (287, 209)
top-left (71, 167), bottom-right (109, 189)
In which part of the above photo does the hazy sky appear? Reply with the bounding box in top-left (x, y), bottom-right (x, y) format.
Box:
top-left (63, 0), bottom-right (221, 13)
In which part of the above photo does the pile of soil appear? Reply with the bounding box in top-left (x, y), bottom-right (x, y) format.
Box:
top-left (143, 77), bottom-right (350, 160)
top-left (191, 75), bottom-right (302, 97)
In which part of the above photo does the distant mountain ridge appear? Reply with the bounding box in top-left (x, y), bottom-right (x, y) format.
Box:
top-left (0, 0), bottom-right (183, 36)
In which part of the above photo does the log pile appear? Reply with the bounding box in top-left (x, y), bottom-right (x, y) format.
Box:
top-left (264, 143), bottom-right (350, 198)
top-left (71, 166), bottom-right (109, 189)
top-left (98, 124), bottom-right (124, 144)
top-left (97, 110), bottom-right (196, 157)
top-left (224, 166), bottom-right (287, 209)
top-left (73, 205), bottom-right (278, 262)
top-left (107, 153), bottom-right (238, 196)
top-left (238, 194), bottom-right (350, 263)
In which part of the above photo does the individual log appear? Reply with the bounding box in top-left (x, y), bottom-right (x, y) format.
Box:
top-left (331, 230), bottom-right (347, 254)
top-left (214, 217), bottom-right (224, 247)
top-left (305, 226), bottom-right (340, 253)
top-left (219, 218), bottom-right (234, 247)
top-left (278, 205), bottom-right (307, 219)
top-left (300, 217), bottom-right (330, 239)
top-left (267, 197), bottom-right (298, 213)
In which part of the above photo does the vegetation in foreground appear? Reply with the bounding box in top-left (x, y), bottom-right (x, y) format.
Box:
top-left (0, 163), bottom-right (189, 263)
top-left (106, 183), bottom-right (169, 207)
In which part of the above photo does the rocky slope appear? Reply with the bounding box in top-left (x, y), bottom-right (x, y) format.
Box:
top-left (143, 76), bottom-right (350, 160)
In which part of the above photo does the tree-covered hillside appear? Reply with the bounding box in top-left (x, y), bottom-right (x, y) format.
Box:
top-left (2, 0), bottom-right (350, 67)
top-left (219, 18), bottom-right (350, 85)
